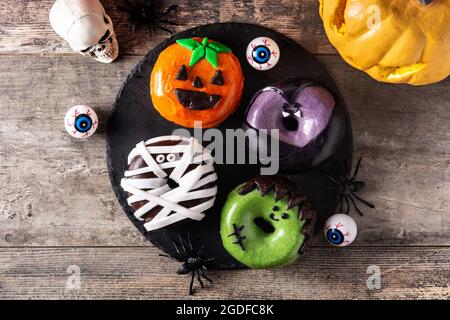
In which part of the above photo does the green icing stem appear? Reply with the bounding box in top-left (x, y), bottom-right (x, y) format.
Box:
top-left (176, 37), bottom-right (231, 68)
top-left (220, 184), bottom-right (306, 269)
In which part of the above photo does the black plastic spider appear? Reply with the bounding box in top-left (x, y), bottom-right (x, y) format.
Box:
top-left (324, 157), bottom-right (375, 216)
top-left (118, 0), bottom-right (179, 35)
top-left (160, 234), bottom-right (213, 295)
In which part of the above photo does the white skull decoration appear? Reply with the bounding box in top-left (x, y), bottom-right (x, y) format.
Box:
top-left (49, 0), bottom-right (119, 63)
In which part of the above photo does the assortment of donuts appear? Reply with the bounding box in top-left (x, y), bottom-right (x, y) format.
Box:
top-left (119, 36), bottom-right (358, 271)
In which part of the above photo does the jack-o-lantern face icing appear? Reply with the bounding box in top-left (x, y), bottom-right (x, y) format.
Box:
top-left (150, 37), bottom-right (244, 128)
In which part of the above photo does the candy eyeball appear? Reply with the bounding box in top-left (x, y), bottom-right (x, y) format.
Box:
top-left (64, 105), bottom-right (98, 138)
top-left (166, 153), bottom-right (177, 162)
top-left (156, 154), bottom-right (165, 163)
top-left (246, 37), bottom-right (280, 71)
top-left (324, 214), bottom-right (357, 247)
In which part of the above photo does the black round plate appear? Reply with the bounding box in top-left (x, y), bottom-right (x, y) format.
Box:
top-left (107, 23), bottom-right (353, 269)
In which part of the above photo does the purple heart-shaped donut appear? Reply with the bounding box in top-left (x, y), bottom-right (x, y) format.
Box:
top-left (246, 84), bottom-right (335, 148)
top-left (245, 79), bottom-right (339, 172)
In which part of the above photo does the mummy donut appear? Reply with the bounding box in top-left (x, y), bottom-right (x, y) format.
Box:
top-left (244, 78), bottom-right (343, 172)
top-left (64, 105), bottom-right (98, 138)
top-left (220, 176), bottom-right (316, 269)
top-left (120, 135), bottom-right (218, 231)
top-left (150, 37), bottom-right (244, 128)
top-left (246, 37), bottom-right (280, 71)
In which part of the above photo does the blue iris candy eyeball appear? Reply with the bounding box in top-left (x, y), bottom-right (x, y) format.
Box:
top-left (327, 228), bottom-right (344, 245)
top-left (64, 105), bottom-right (98, 138)
top-left (246, 37), bottom-right (280, 71)
top-left (75, 115), bottom-right (93, 132)
top-left (323, 214), bottom-right (357, 247)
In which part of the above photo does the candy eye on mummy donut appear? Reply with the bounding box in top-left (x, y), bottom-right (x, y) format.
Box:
top-left (246, 37), bottom-right (280, 71)
top-left (155, 153), bottom-right (178, 164)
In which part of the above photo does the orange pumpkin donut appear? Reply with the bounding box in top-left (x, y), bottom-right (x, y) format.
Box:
top-left (150, 37), bottom-right (244, 128)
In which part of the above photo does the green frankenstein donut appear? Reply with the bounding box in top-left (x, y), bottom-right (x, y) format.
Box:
top-left (220, 176), bottom-right (316, 269)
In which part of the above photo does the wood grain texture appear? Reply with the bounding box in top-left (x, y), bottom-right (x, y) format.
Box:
top-left (0, 247), bottom-right (448, 299)
top-left (0, 0), bottom-right (449, 300)
top-left (0, 54), bottom-right (449, 248)
top-left (0, 0), bottom-right (335, 55)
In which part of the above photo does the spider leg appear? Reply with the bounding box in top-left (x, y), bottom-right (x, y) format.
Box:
top-left (352, 192), bottom-right (375, 208)
top-left (352, 157), bottom-right (363, 180)
top-left (196, 270), bottom-right (205, 289)
top-left (322, 170), bottom-right (339, 184)
top-left (157, 19), bottom-right (179, 26)
top-left (338, 194), bottom-right (344, 213)
top-left (178, 234), bottom-right (187, 256)
top-left (196, 244), bottom-right (206, 256)
top-left (187, 233), bottom-right (195, 255)
top-left (153, 22), bottom-right (175, 35)
top-left (160, 5), bottom-right (178, 17)
top-left (189, 271), bottom-right (195, 295)
top-left (172, 240), bottom-right (187, 259)
top-left (147, 24), bottom-right (154, 36)
top-left (334, 161), bottom-right (346, 182)
top-left (344, 195), bottom-right (351, 215)
top-left (200, 269), bottom-right (213, 283)
top-left (348, 195), bottom-right (364, 216)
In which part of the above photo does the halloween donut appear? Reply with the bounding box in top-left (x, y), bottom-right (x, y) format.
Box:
top-left (150, 37), bottom-right (244, 128)
top-left (120, 135), bottom-right (218, 231)
top-left (220, 176), bottom-right (315, 269)
top-left (244, 78), bottom-right (344, 172)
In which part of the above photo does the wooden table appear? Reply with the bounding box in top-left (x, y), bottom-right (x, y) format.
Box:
top-left (0, 0), bottom-right (448, 300)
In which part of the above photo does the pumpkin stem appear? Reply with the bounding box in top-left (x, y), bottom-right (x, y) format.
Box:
top-left (176, 37), bottom-right (231, 68)
top-left (418, 0), bottom-right (433, 5)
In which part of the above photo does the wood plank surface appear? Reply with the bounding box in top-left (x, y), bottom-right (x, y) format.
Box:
top-left (0, 0), bottom-right (449, 300)
top-left (0, 247), bottom-right (448, 299)
top-left (0, 0), bottom-right (335, 55)
top-left (0, 54), bottom-right (449, 247)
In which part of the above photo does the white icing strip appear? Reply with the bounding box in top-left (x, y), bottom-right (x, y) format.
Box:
top-left (136, 142), bottom-right (167, 178)
top-left (120, 136), bottom-right (217, 231)
top-left (121, 180), bottom-right (205, 220)
top-left (169, 138), bottom-right (195, 182)
top-left (178, 165), bottom-right (204, 190)
top-left (134, 201), bottom-right (159, 220)
top-left (144, 211), bottom-right (186, 232)
top-left (126, 185), bottom-right (170, 204)
top-left (144, 135), bottom-right (190, 145)
top-left (143, 144), bottom-right (188, 154)
top-left (162, 186), bottom-right (218, 203)
top-left (192, 172), bottom-right (218, 190)
top-left (124, 178), bottom-right (166, 189)
top-left (125, 146), bottom-right (214, 175)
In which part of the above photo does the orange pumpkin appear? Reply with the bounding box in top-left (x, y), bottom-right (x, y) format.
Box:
top-left (150, 37), bottom-right (244, 128)
top-left (320, 0), bottom-right (450, 85)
